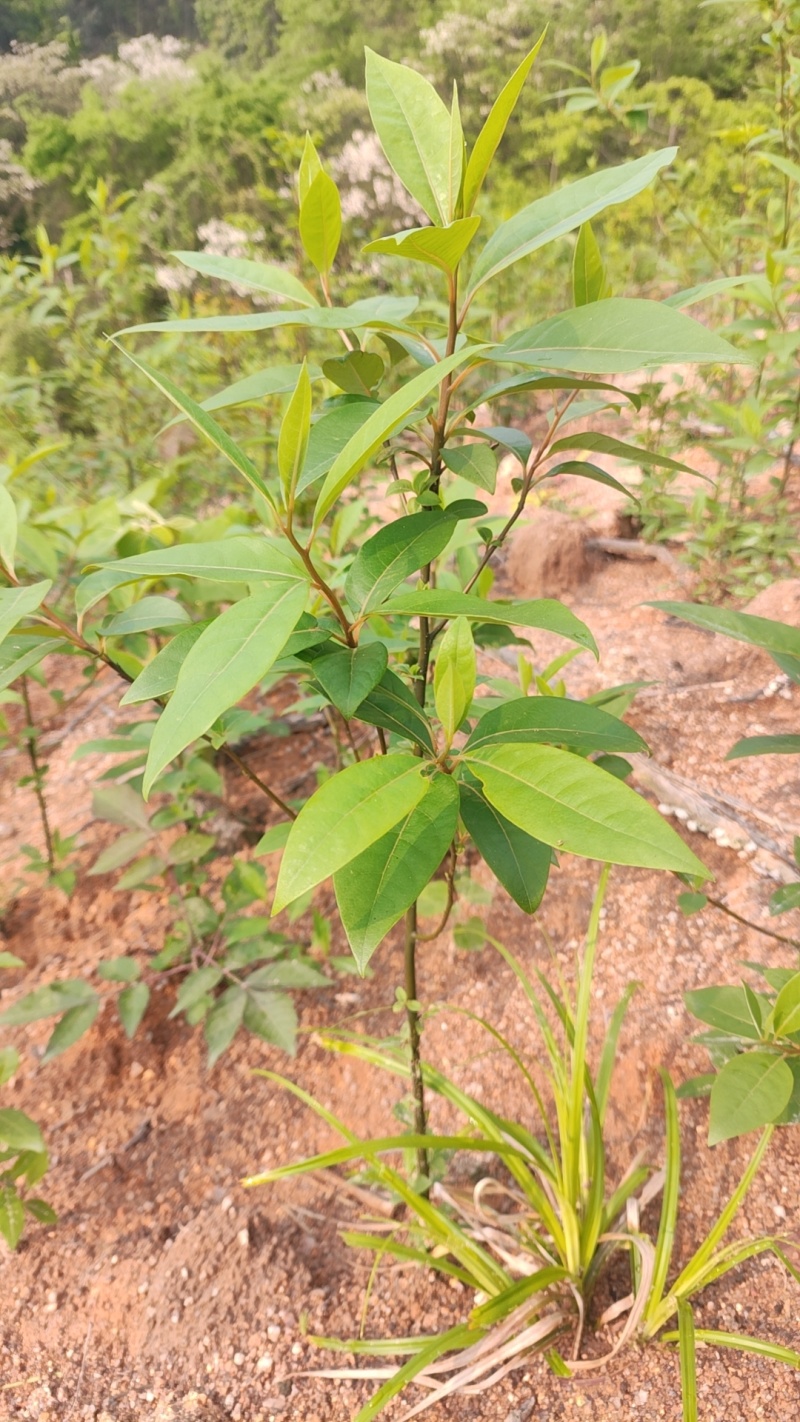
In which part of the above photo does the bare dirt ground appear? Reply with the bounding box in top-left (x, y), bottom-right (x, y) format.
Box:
top-left (1, 483), bottom-right (800, 1422)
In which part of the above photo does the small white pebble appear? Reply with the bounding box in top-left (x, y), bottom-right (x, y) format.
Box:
top-left (237, 1227), bottom-right (249, 1249)
top-left (180, 1266), bottom-right (189, 1280)
top-left (233, 1352), bottom-right (245, 1366)
top-left (256, 1354), bottom-right (273, 1373)
top-left (220, 1195), bottom-right (233, 1212)
top-left (170, 1310), bottom-right (180, 1324)
top-left (138, 1282), bottom-right (149, 1295)
top-left (267, 1325), bottom-right (281, 1343)
top-left (291, 1342), bottom-right (303, 1357)
top-left (774, 1204), bottom-right (787, 1220)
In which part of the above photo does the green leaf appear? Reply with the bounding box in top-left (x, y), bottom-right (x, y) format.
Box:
top-left (0, 952), bottom-right (24, 969)
top-left (42, 999), bottom-right (100, 1062)
top-left (0, 484), bottom-right (17, 574)
top-left (365, 49), bottom-right (454, 224)
top-left (205, 986), bottom-right (246, 1067)
top-left (24, 1198), bottom-right (57, 1225)
top-left (0, 636), bottom-right (67, 694)
top-left (273, 754), bottom-right (427, 913)
top-left (664, 274), bottom-right (761, 309)
top-left (313, 643), bottom-right (388, 719)
top-left (0, 1047), bottom-right (19, 1087)
top-left (771, 883), bottom-right (800, 915)
top-left (96, 957), bottom-right (140, 983)
top-left (378, 590), bottom-right (597, 655)
top-left (677, 1301), bottom-right (698, 1422)
top-left (708, 1052), bottom-right (793, 1145)
top-left (171, 966), bottom-right (222, 1017)
top-left (757, 150), bottom-right (800, 186)
top-left (101, 597), bottom-right (191, 637)
top-left (299, 132), bottom-right (323, 203)
top-left (254, 822), bottom-right (292, 855)
top-left (459, 779), bottom-right (550, 914)
top-left (465, 696), bottom-right (647, 754)
top-left (0, 979), bottom-right (95, 1026)
top-left (434, 617), bottom-right (475, 743)
top-left (467, 149), bottom-right (675, 295)
top-left (770, 972), bottom-right (800, 1037)
top-left (190, 363), bottom-right (323, 421)
top-left (448, 81), bottom-right (464, 220)
top-left (463, 33), bottom-right (546, 216)
top-left (117, 295), bottom-right (418, 338)
top-left (120, 624), bottom-right (209, 706)
top-left (299, 170), bottom-right (342, 276)
top-left (171, 250), bottom-right (317, 306)
top-left (334, 774), bottom-right (459, 972)
top-left (356, 669), bottom-right (435, 752)
top-left (278, 360), bottom-right (312, 506)
top-left (143, 581), bottom-right (307, 796)
top-left (364, 218), bottom-right (481, 275)
top-left (0, 1186), bottom-right (25, 1249)
top-left (118, 982), bottom-right (150, 1038)
top-left (244, 990), bottom-right (298, 1055)
top-left (345, 503), bottom-right (482, 615)
top-left (685, 985), bottom-right (769, 1040)
top-left (441, 444), bottom-right (498, 492)
top-left (678, 892), bottom-right (708, 916)
top-left (108, 344), bottom-right (274, 505)
top-left (650, 602), bottom-right (800, 665)
top-left (313, 347), bottom-right (480, 527)
top-left (323, 353), bottom-right (384, 396)
top-left (493, 298), bottom-right (745, 374)
top-left (465, 742), bottom-right (709, 876)
top-left (727, 734), bottom-right (800, 760)
top-left (480, 371), bottom-right (641, 409)
top-left (297, 399), bottom-right (380, 495)
top-left (549, 431), bottom-right (694, 474)
top-left (0, 1109), bottom-right (44, 1153)
top-left (573, 221), bottom-right (608, 306)
top-left (0, 582), bottom-right (51, 649)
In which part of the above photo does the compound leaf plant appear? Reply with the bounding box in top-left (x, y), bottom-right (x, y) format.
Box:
top-left (0, 37), bottom-right (742, 1158)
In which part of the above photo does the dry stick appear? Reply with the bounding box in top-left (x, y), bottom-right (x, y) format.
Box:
top-left (404, 902), bottom-right (429, 1184)
top-left (704, 893), bottom-right (799, 950)
top-left (19, 675), bottom-right (55, 868)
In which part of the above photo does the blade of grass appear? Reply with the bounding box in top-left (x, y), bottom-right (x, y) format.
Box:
top-left (662, 1328), bottom-right (800, 1368)
top-left (678, 1300), bottom-right (698, 1422)
top-left (643, 1070), bottom-right (681, 1330)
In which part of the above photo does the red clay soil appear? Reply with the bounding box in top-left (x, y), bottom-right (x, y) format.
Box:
top-left (1, 513), bottom-right (800, 1422)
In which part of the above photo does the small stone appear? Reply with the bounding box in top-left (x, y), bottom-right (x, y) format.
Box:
top-left (237, 1228), bottom-right (249, 1249)
top-left (256, 1356), bottom-right (273, 1374)
top-left (267, 1325), bottom-right (281, 1343)
top-left (233, 1353), bottom-right (245, 1367)
top-left (220, 1196), bottom-right (233, 1212)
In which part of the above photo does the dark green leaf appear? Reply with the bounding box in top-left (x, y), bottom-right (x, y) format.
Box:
top-left (459, 779), bottom-right (550, 914)
top-left (709, 1053), bottom-right (793, 1144)
top-left (465, 697), bottom-right (647, 754)
top-left (96, 957), bottom-right (141, 983)
top-left (323, 353), bottom-right (385, 396)
top-left (685, 985), bottom-right (769, 1040)
top-left (243, 990), bottom-right (298, 1055)
top-left (441, 444), bottom-right (498, 492)
top-left (378, 590), bottom-right (597, 655)
top-left (0, 979), bottom-right (95, 1027)
top-left (42, 999), bottom-right (100, 1061)
top-left (549, 431), bottom-right (694, 474)
top-left (726, 735), bottom-right (800, 760)
top-left (313, 643), bottom-right (388, 719)
top-left (205, 986), bottom-right (246, 1067)
top-left (356, 669), bottom-right (435, 752)
top-left (345, 503), bottom-right (482, 615)
top-left (0, 1186), bottom-right (25, 1249)
top-left (118, 982), bottom-right (150, 1039)
top-left (335, 774), bottom-right (459, 972)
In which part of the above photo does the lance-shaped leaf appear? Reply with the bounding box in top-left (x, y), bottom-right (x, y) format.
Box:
top-left (479, 370), bottom-right (642, 410)
top-left (77, 537), bottom-right (304, 625)
top-left (467, 149), bottom-right (675, 295)
top-left (0, 484), bottom-right (17, 575)
top-left (299, 132), bottom-right (323, 203)
top-left (143, 582), bottom-right (308, 797)
top-left (449, 81), bottom-right (465, 219)
top-left (377, 590), bottom-right (597, 655)
top-left (345, 501), bottom-right (484, 615)
top-left (463, 33), bottom-right (546, 215)
top-left (492, 298), bottom-right (745, 374)
top-left (649, 602), bottom-right (800, 664)
top-left (727, 734), bottom-right (800, 760)
top-left (172, 250), bottom-right (318, 306)
top-left (365, 49), bottom-right (454, 223)
top-left (434, 617), bottom-right (475, 743)
top-left (465, 697), bottom-right (648, 755)
top-left (573, 221), bottom-right (608, 306)
top-left (0, 635), bottom-right (66, 693)
top-left (664, 274), bottom-right (761, 309)
top-left (120, 623), bottom-right (208, 705)
top-left (708, 1053), bottom-right (794, 1146)
top-left (0, 1109), bottom-right (45, 1153)
top-left (465, 742), bottom-right (709, 876)
top-left (42, 999), bottom-right (100, 1062)
top-left (541, 460), bottom-right (636, 500)
top-left (116, 295), bottom-right (418, 337)
top-left (101, 597), bottom-right (191, 637)
top-left (299, 171), bottom-right (342, 276)
top-left (550, 431), bottom-right (694, 473)
top-left (356, 669), bottom-right (435, 752)
top-left (108, 344), bottom-right (274, 505)
top-left (188, 363), bottom-right (323, 421)
top-left (0, 581), bottom-right (51, 649)
top-left (364, 218), bottom-right (481, 275)
top-left (313, 347), bottom-right (481, 527)
top-left (278, 360), bottom-right (312, 505)
top-left (272, 754), bottom-right (428, 912)
top-left (297, 399), bottom-right (380, 496)
top-left (459, 778), bottom-right (551, 914)
top-left (313, 643), bottom-right (388, 719)
top-left (334, 773), bottom-right (459, 971)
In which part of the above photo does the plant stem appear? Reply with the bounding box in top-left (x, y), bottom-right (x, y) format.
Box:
top-left (704, 893), bottom-right (799, 950)
top-left (404, 901), bottom-right (430, 1186)
top-left (19, 676), bottom-right (55, 870)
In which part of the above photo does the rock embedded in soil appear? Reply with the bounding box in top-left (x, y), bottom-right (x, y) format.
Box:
top-left (505, 508), bottom-right (592, 598)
